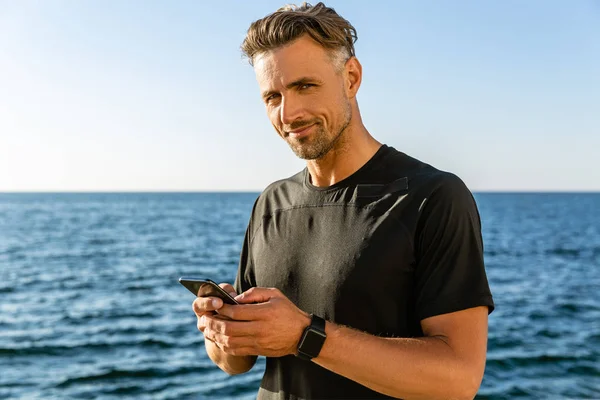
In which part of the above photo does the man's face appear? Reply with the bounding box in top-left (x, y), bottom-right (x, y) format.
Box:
top-left (254, 36), bottom-right (352, 160)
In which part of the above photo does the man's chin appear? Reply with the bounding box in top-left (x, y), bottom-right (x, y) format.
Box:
top-left (289, 144), bottom-right (327, 160)
top-left (290, 148), bottom-right (315, 160)
top-left (286, 134), bottom-right (335, 160)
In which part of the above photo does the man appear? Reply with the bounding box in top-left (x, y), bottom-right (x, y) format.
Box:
top-left (193, 2), bottom-right (494, 399)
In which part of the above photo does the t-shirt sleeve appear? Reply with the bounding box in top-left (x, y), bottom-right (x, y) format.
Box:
top-left (234, 197), bottom-right (259, 295)
top-left (414, 174), bottom-right (494, 321)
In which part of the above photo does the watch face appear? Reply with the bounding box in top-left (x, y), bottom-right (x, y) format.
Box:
top-left (299, 327), bottom-right (327, 356)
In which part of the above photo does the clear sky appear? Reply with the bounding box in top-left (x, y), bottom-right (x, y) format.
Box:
top-left (1, 0), bottom-right (598, 192)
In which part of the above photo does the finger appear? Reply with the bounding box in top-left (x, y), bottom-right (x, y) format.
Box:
top-left (197, 315), bottom-right (207, 332)
top-left (217, 302), bottom-right (271, 321)
top-left (204, 328), bottom-right (258, 352)
top-left (192, 296), bottom-right (223, 315)
top-left (202, 334), bottom-right (223, 351)
top-left (203, 313), bottom-right (260, 336)
top-left (198, 314), bottom-right (229, 333)
top-left (235, 287), bottom-right (282, 304)
top-left (219, 283), bottom-right (237, 297)
top-left (221, 347), bottom-right (257, 357)
top-left (204, 329), bottom-right (256, 356)
top-left (212, 312), bottom-right (233, 321)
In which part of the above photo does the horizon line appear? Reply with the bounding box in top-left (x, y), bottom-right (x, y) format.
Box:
top-left (1, 190), bottom-right (600, 194)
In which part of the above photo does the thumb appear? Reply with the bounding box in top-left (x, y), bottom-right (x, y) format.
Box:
top-left (235, 287), bottom-right (282, 304)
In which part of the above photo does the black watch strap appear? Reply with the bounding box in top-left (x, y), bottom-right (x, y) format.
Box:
top-left (297, 314), bottom-right (327, 361)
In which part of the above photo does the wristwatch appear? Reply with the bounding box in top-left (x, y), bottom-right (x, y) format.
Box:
top-left (296, 314), bottom-right (327, 361)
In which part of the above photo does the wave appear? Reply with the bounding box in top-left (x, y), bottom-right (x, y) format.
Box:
top-left (546, 247), bottom-right (582, 257)
top-left (485, 245), bottom-right (599, 259)
top-left (534, 328), bottom-right (562, 339)
top-left (60, 311), bottom-right (158, 322)
top-left (554, 301), bottom-right (600, 314)
top-left (487, 353), bottom-right (594, 370)
top-left (86, 238), bottom-right (118, 246)
top-left (0, 286), bottom-right (14, 294)
top-left (587, 333), bottom-right (600, 344)
top-left (124, 284), bottom-right (154, 292)
top-left (567, 363), bottom-right (600, 376)
top-left (0, 338), bottom-right (177, 357)
top-left (55, 365), bottom-right (213, 388)
top-left (0, 245), bottom-right (23, 256)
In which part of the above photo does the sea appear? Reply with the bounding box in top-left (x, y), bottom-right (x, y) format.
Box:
top-left (0, 192), bottom-right (598, 399)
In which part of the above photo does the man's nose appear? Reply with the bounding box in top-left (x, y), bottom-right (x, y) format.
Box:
top-left (280, 95), bottom-right (304, 125)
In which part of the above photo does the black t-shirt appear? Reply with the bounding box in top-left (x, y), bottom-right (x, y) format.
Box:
top-left (235, 144), bottom-right (494, 399)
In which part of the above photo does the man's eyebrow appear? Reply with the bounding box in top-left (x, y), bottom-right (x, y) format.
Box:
top-left (262, 77), bottom-right (322, 99)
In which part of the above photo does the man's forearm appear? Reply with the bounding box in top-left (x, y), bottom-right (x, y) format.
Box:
top-left (314, 323), bottom-right (482, 400)
top-left (205, 339), bottom-right (257, 375)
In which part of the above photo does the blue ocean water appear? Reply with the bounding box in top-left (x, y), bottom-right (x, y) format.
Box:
top-left (0, 192), bottom-right (598, 399)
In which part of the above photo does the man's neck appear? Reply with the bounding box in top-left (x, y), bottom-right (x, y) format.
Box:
top-left (306, 132), bottom-right (382, 188)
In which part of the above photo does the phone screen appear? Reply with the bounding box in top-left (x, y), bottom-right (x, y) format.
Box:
top-left (178, 278), bottom-right (239, 305)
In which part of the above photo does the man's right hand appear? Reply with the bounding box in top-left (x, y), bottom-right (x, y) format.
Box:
top-left (192, 282), bottom-right (257, 375)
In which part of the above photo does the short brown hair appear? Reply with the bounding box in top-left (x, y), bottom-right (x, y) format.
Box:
top-left (241, 2), bottom-right (357, 68)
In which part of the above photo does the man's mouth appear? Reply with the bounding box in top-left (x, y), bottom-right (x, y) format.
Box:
top-left (287, 124), bottom-right (314, 139)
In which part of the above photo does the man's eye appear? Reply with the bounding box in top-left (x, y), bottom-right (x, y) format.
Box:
top-left (266, 94), bottom-right (279, 103)
top-left (300, 84), bottom-right (313, 89)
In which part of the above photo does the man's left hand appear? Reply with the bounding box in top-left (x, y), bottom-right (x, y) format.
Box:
top-left (199, 287), bottom-right (311, 358)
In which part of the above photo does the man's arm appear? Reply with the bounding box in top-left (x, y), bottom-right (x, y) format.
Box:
top-left (208, 288), bottom-right (489, 400)
top-left (314, 306), bottom-right (489, 400)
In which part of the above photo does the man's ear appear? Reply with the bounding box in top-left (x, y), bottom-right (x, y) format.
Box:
top-left (345, 57), bottom-right (362, 99)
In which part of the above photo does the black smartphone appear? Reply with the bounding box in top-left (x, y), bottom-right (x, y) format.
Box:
top-left (178, 277), bottom-right (239, 305)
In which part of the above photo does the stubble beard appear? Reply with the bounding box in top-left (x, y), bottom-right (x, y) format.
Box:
top-left (287, 103), bottom-right (352, 160)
